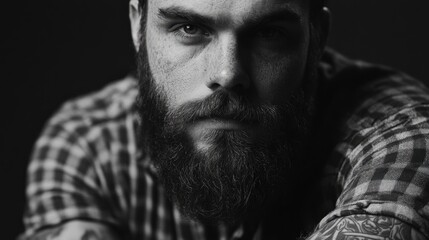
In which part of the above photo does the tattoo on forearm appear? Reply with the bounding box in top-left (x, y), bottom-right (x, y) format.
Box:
top-left (308, 214), bottom-right (425, 240)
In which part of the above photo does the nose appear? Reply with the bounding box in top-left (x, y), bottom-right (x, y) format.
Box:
top-left (205, 33), bottom-right (250, 92)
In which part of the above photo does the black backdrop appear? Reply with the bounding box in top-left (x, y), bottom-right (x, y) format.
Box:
top-left (2, 0), bottom-right (429, 239)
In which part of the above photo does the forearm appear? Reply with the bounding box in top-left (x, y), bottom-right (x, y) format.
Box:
top-left (307, 214), bottom-right (425, 240)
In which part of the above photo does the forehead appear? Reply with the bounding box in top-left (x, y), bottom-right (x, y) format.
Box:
top-left (148, 0), bottom-right (309, 25)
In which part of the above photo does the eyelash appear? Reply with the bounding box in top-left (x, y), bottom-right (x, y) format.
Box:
top-left (172, 24), bottom-right (210, 40)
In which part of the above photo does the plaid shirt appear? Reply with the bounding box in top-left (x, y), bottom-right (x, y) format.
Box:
top-left (24, 50), bottom-right (429, 239)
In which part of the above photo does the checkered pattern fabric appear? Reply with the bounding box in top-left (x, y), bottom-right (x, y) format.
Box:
top-left (315, 51), bottom-right (429, 238)
top-left (23, 51), bottom-right (429, 239)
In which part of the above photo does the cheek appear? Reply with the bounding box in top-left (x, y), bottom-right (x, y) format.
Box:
top-left (251, 46), bottom-right (308, 104)
top-left (146, 27), bottom-right (204, 108)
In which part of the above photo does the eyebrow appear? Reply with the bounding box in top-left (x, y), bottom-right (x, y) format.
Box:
top-left (158, 7), bottom-right (217, 26)
top-left (157, 6), bottom-right (302, 27)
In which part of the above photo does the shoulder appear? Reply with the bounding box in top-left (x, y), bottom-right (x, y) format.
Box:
top-left (34, 75), bottom-right (142, 163)
top-left (317, 49), bottom-right (429, 163)
top-left (322, 50), bottom-right (429, 171)
top-left (29, 75), bottom-right (145, 175)
top-left (318, 48), bottom-right (429, 130)
top-left (50, 75), bottom-right (138, 129)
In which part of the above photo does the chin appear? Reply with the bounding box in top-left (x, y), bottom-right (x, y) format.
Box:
top-left (152, 125), bottom-right (291, 224)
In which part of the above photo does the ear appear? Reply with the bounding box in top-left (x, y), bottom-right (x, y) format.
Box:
top-left (318, 7), bottom-right (331, 50)
top-left (129, 0), bottom-right (142, 51)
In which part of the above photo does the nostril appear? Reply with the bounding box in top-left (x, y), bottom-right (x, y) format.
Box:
top-left (208, 82), bottom-right (221, 91)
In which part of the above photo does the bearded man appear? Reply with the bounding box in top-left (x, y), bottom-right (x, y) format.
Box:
top-left (22, 0), bottom-right (429, 239)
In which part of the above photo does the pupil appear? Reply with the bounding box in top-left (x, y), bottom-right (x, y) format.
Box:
top-left (184, 25), bottom-right (197, 34)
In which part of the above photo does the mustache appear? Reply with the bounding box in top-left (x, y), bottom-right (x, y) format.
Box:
top-left (165, 90), bottom-right (281, 126)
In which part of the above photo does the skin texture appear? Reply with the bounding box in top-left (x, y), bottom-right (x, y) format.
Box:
top-left (27, 221), bottom-right (119, 240)
top-left (307, 215), bottom-right (426, 240)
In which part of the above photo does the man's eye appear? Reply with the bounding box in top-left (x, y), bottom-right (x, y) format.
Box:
top-left (171, 24), bottom-right (210, 44)
top-left (175, 24), bottom-right (209, 37)
top-left (182, 25), bottom-right (201, 35)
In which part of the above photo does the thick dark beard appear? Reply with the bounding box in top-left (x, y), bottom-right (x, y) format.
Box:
top-left (136, 29), bottom-right (318, 225)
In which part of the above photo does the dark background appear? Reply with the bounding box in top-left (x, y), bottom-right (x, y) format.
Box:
top-left (2, 0), bottom-right (429, 239)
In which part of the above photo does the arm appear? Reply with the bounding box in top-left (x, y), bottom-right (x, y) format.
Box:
top-left (24, 110), bottom-right (123, 237)
top-left (27, 220), bottom-right (120, 240)
top-left (309, 72), bottom-right (429, 239)
top-left (307, 214), bottom-right (425, 240)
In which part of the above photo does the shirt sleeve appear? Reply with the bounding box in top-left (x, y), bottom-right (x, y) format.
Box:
top-left (23, 112), bottom-right (120, 236)
top-left (316, 72), bottom-right (429, 238)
